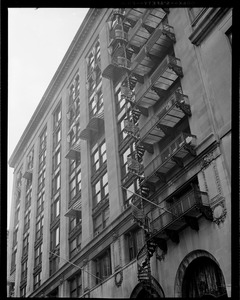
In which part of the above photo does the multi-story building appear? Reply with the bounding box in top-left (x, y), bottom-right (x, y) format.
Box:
top-left (7, 8), bottom-right (232, 298)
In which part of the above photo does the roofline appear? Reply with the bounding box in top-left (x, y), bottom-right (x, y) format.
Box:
top-left (9, 8), bottom-right (105, 168)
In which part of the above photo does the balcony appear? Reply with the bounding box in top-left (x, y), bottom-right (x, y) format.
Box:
top-left (130, 23), bottom-right (176, 78)
top-left (149, 189), bottom-right (213, 242)
top-left (124, 8), bottom-right (167, 49)
top-left (127, 155), bottom-right (144, 175)
top-left (135, 55), bottom-right (183, 108)
top-left (144, 132), bottom-right (197, 185)
top-left (65, 200), bottom-right (82, 218)
top-left (22, 168), bottom-right (33, 180)
top-left (79, 111), bottom-right (104, 141)
top-left (139, 91), bottom-right (191, 147)
top-left (109, 24), bottom-right (128, 45)
top-left (65, 142), bottom-right (81, 161)
top-left (102, 45), bottom-right (131, 80)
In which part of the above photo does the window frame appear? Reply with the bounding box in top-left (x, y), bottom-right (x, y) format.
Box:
top-left (92, 171), bottom-right (109, 207)
top-left (94, 248), bottom-right (112, 284)
top-left (69, 272), bottom-right (82, 298)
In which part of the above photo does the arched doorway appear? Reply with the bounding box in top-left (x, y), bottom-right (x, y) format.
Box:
top-left (130, 276), bottom-right (165, 298)
top-left (174, 250), bottom-right (227, 298)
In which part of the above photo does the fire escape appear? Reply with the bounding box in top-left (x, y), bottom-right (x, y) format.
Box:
top-left (103, 8), bottom-right (213, 297)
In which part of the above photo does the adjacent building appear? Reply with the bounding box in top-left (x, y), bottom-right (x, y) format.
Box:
top-left (7, 8), bottom-right (232, 298)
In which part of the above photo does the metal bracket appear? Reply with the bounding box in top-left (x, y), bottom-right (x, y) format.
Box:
top-left (183, 143), bottom-right (196, 156)
top-left (176, 101), bottom-right (192, 117)
top-left (165, 229), bottom-right (179, 244)
top-left (171, 156), bottom-right (184, 168)
top-left (184, 215), bottom-right (199, 231)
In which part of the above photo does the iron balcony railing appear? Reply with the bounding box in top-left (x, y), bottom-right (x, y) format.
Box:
top-left (139, 91), bottom-right (191, 147)
top-left (149, 189), bottom-right (212, 233)
top-left (144, 132), bottom-right (197, 184)
top-left (135, 55), bottom-right (183, 108)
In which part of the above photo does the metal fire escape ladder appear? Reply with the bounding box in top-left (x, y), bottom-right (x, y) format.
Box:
top-left (122, 75), bottom-right (161, 296)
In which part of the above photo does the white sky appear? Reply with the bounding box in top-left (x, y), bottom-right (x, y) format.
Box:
top-left (8, 8), bottom-right (89, 229)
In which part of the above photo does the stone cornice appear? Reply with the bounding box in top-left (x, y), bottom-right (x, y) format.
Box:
top-left (189, 8), bottom-right (231, 46)
top-left (9, 8), bottom-right (104, 168)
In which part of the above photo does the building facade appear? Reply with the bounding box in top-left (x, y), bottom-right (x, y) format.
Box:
top-left (8, 8), bottom-right (232, 298)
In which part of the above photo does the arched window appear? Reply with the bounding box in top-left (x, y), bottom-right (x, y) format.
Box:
top-left (182, 257), bottom-right (227, 298)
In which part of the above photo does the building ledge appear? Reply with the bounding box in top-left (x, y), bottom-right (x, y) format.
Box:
top-left (189, 8), bottom-right (231, 46)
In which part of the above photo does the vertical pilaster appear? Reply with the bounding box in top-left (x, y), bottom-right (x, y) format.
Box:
top-left (99, 23), bottom-right (123, 222)
top-left (79, 57), bottom-right (93, 247)
top-left (42, 118), bottom-right (52, 282)
top-left (60, 92), bottom-right (69, 267)
top-left (26, 141), bottom-right (39, 296)
top-left (15, 162), bottom-right (26, 297)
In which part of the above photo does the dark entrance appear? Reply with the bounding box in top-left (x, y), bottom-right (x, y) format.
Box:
top-left (182, 256), bottom-right (227, 298)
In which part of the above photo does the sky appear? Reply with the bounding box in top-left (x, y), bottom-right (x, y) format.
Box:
top-left (8, 8), bottom-right (89, 229)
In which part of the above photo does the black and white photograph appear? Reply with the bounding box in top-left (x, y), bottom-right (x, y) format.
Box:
top-left (7, 7), bottom-right (232, 298)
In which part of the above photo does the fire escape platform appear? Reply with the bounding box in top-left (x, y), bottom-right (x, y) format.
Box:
top-left (150, 189), bottom-right (212, 235)
top-left (139, 92), bottom-right (190, 146)
top-left (65, 200), bottom-right (82, 218)
top-left (130, 24), bottom-right (176, 78)
top-left (143, 132), bottom-right (197, 185)
top-left (65, 143), bottom-right (81, 160)
top-left (125, 8), bottom-right (167, 48)
top-left (135, 55), bottom-right (183, 108)
top-left (79, 111), bottom-right (104, 141)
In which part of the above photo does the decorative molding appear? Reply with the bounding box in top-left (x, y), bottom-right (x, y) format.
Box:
top-left (212, 160), bottom-right (223, 196)
top-left (112, 231), bottom-right (118, 241)
top-left (189, 8), bottom-right (231, 46)
top-left (201, 152), bottom-right (215, 170)
top-left (212, 201), bottom-right (227, 225)
top-left (114, 270), bottom-right (123, 287)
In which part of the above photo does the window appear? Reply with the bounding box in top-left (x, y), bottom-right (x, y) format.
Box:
top-left (36, 191), bottom-right (45, 215)
top-left (36, 212), bottom-right (44, 241)
top-left (13, 228), bottom-right (18, 247)
top-left (123, 179), bottom-right (140, 207)
top-left (51, 226), bottom-right (60, 249)
top-left (89, 89), bottom-right (103, 118)
top-left (53, 149), bottom-right (61, 171)
top-left (25, 187), bottom-right (32, 209)
top-left (69, 215), bottom-right (81, 232)
top-left (51, 197), bottom-right (60, 222)
top-left (53, 127), bottom-right (61, 149)
top-left (125, 228), bottom-right (145, 262)
top-left (92, 172), bottom-right (109, 207)
top-left (11, 250), bottom-right (17, 271)
top-left (91, 140), bottom-right (107, 172)
top-left (35, 243), bottom-right (42, 267)
top-left (33, 271), bottom-right (42, 290)
top-left (39, 149), bottom-right (46, 170)
top-left (39, 127), bottom-right (47, 153)
top-left (14, 207), bottom-right (20, 226)
top-left (38, 169), bottom-right (46, 191)
top-left (22, 233), bottom-right (29, 257)
top-left (53, 104), bottom-right (62, 130)
top-left (69, 234), bottom-right (81, 258)
top-left (20, 285), bottom-right (27, 297)
top-left (69, 272), bottom-right (82, 297)
top-left (120, 143), bottom-right (135, 177)
top-left (49, 254), bottom-right (60, 276)
top-left (52, 172), bottom-right (61, 195)
top-left (27, 149), bottom-right (34, 170)
top-left (21, 260), bottom-right (28, 281)
top-left (69, 161), bottom-right (81, 203)
top-left (93, 205), bottom-right (109, 236)
top-left (95, 248), bottom-right (112, 284)
top-left (115, 87), bottom-right (132, 143)
top-left (23, 209), bottom-right (31, 232)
